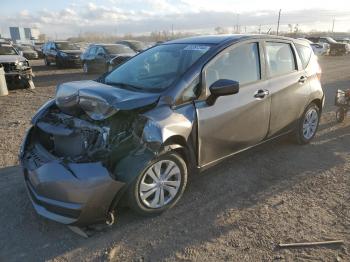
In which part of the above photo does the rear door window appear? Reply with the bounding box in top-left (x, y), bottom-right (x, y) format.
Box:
top-left (295, 44), bottom-right (312, 69)
top-left (265, 42), bottom-right (296, 77)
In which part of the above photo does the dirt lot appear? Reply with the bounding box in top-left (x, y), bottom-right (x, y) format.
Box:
top-left (0, 57), bottom-right (349, 262)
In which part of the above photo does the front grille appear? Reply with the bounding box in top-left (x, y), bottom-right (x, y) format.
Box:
top-left (0, 62), bottom-right (16, 72)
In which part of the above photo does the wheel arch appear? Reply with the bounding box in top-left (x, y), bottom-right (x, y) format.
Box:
top-left (162, 135), bottom-right (197, 174)
top-left (310, 98), bottom-right (323, 113)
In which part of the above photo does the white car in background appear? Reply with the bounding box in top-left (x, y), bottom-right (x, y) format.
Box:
top-left (298, 38), bottom-right (330, 56)
top-left (310, 43), bottom-right (330, 56)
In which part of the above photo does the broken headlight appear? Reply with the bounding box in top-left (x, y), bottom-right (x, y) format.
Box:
top-left (79, 96), bottom-right (117, 121)
top-left (15, 61), bottom-right (27, 69)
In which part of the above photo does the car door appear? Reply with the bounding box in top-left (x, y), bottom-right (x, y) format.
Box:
top-left (86, 46), bottom-right (97, 69)
top-left (264, 41), bottom-right (310, 137)
top-left (94, 47), bottom-right (107, 71)
top-left (46, 42), bottom-right (53, 62)
top-left (195, 41), bottom-right (271, 167)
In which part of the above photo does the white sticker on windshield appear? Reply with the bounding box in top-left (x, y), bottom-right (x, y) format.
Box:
top-left (184, 45), bottom-right (210, 52)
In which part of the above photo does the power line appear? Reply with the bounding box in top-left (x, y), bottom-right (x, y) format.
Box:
top-left (277, 9), bottom-right (281, 35)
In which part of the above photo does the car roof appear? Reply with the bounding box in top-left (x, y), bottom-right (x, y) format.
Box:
top-left (117, 40), bottom-right (142, 43)
top-left (164, 34), bottom-right (294, 45)
top-left (92, 43), bottom-right (127, 47)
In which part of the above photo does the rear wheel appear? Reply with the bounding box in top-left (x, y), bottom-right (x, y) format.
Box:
top-left (295, 103), bottom-right (320, 144)
top-left (128, 151), bottom-right (187, 215)
top-left (336, 108), bottom-right (345, 123)
top-left (55, 57), bottom-right (63, 68)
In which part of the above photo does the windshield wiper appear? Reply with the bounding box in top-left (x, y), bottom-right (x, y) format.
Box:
top-left (105, 81), bottom-right (144, 91)
top-left (105, 81), bottom-right (162, 93)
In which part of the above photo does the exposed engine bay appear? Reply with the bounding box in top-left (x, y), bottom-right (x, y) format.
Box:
top-left (32, 106), bottom-right (134, 164)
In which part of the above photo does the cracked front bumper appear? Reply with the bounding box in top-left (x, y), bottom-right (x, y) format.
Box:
top-left (20, 128), bottom-right (125, 226)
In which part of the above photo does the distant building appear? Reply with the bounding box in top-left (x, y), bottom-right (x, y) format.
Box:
top-left (9, 27), bottom-right (40, 43)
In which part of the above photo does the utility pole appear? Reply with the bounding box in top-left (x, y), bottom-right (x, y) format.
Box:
top-left (235, 13), bottom-right (240, 33)
top-left (331, 18), bottom-right (335, 33)
top-left (258, 24), bottom-right (261, 34)
top-left (171, 24), bottom-right (174, 38)
top-left (276, 9), bottom-right (281, 35)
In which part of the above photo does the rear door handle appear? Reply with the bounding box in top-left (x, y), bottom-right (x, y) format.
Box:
top-left (254, 89), bottom-right (269, 99)
top-left (299, 76), bottom-right (308, 83)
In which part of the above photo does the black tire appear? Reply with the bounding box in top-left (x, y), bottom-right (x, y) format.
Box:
top-left (56, 57), bottom-right (63, 68)
top-left (44, 57), bottom-right (50, 66)
top-left (127, 151), bottom-right (188, 216)
top-left (336, 108), bottom-right (345, 123)
top-left (295, 103), bottom-right (320, 145)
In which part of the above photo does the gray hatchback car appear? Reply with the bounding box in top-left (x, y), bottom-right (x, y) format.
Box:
top-left (20, 35), bottom-right (324, 226)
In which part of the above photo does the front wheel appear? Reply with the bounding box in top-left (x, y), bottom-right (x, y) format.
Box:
top-left (295, 103), bottom-right (320, 144)
top-left (336, 108), bottom-right (345, 123)
top-left (127, 152), bottom-right (188, 215)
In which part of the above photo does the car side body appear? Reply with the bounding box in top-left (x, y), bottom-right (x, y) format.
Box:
top-left (43, 41), bottom-right (82, 68)
top-left (81, 44), bottom-right (136, 74)
top-left (20, 35), bottom-right (324, 226)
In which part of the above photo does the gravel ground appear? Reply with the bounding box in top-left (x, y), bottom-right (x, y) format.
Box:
top-left (0, 57), bottom-right (349, 262)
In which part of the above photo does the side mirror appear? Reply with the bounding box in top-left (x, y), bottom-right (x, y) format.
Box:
top-left (207, 79), bottom-right (239, 105)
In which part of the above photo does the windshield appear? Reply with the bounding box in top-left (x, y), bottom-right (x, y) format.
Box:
top-left (129, 41), bottom-right (146, 51)
top-left (18, 46), bottom-right (33, 51)
top-left (55, 42), bottom-right (80, 50)
top-left (104, 45), bottom-right (135, 54)
top-left (325, 37), bottom-right (337, 44)
top-left (104, 43), bottom-right (211, 92)
top-left (0, 46), bottom-right (18, 55)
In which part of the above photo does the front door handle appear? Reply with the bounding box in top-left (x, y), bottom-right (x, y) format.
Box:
top-left (254, 89), bottom-right (269, 99)
top-left (299, 76), bottom-right (308, 83)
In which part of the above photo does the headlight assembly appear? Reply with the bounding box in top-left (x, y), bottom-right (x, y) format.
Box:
top-left (79, 96), bottom-right (117, 121)
top-left (59, 52), bottom-right (68, 57)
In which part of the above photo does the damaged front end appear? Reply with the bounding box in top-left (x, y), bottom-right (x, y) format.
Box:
top-left (2, 60), bottom-right (33, 88)
top-left (20, 81), bottom-right (162, 226)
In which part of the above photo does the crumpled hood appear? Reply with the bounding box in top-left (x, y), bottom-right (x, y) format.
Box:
top-left (0, 55), bottom-right (26, 63)
top-left (55, 80), bottom-right (160, 118)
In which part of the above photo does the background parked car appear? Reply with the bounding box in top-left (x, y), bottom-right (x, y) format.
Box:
top-left (306, 36), bottom-right (348, 56)
top-left (115, 40), bottom-right (147, 52)
top-left (298, 38), bottom-right (329, 56)
top-left (81, 43), bottom-right (136, 74)
top-left (0, 43), bottom-right (33, 88)
top-left (335, 38), bottom-right (350, 53)
top-left (310, 43), bottom-right (330, 56)
top-left (42, 41), bottom-right (82, 68)
top-left (14, 45), bottom-right (39, 60)
top-left (33, 41), bottom-right (45, 58)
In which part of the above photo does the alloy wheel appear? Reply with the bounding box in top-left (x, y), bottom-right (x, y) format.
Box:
top-left (302, 108), bottom-right (319, 139)
top-left (139, 160), bottom-right (181, 209)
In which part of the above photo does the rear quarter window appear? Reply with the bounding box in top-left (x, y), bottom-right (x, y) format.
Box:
top-left (295, 44), bottom-right (312, 69)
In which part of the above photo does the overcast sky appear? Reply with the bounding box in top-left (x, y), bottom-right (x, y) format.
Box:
top-left (1, 0), bottom-right (350, 38)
